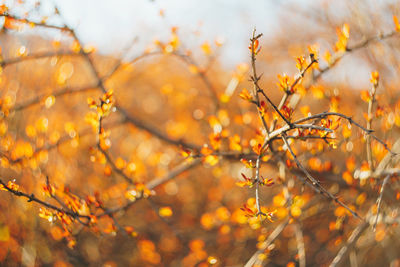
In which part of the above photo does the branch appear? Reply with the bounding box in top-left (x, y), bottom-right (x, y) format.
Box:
top-left (315, 30), bottom-right (398, 81)
top-left (282, 133), bottom-right (362, 219)
top-left (0, 158), bottom-right (200, 225)
top-left (250, 29), bottom-right (271, 134)
top-left (0, 13), bottom-right (70, 31)
top-left (98, 144), bottom-right (134, 184)
top-left (172, 51), bottom-right (220, 111)
top-left (0, 178), bottom-right (90, 220)
top-left (373, 174), bottom-right (390, 231)
top-left (97, 158), bottom-right (201, 217)
top-left (268, 55), bottom-right (318, 132)
top-left (66, 19), bottom-right (199, 150)
top-left (286, 29), bottom-right (399, 121)
top-left (1, 51), bottom-right (79, 67)
top-left (295, 223), bottom-right (306, 267)
top-left (12, 84), bottom-right (98, 111)
top-left (329, 221), bottom-right (369, 267)
top-left (120, 109), bottom-right (199, 150)
top-left (244, 218), bottom-right (290, 267)
top-left (1, 12), bottom-right (201, 150)
top-left (293, 112), bottom-right (396, 156)
top-left (101, 51), bottom-right (161, 82)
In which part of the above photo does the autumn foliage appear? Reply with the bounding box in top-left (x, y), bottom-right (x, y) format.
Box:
top-left (1, 1), bottom-right (400, 267)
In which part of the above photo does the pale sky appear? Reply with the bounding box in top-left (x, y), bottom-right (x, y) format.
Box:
top-left (52, 0), bottom-right (284, 67)
top-left (4, 0), bottom-right (397, 87)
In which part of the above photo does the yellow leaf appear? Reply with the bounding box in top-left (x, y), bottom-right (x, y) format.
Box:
top-left (0, 225), bottom-right (10, 241)
top-left (159, 207), bottom-right (173, 217)
top-left (201, 42), bottom-right (212, 55)
top-left (239, 88), bottom-right (252, 101)
top-left (394, 15), bottom-right (400, 32)
top-left (370, 71), bottom-right (379, 85)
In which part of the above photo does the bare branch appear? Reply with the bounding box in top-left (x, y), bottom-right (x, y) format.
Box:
top-left (282, 133), bottom-right (362, 219)
top-left (329, 221), bottom-right (369, 267)
top-left (373, 174), bottom-right (390, 231)
top-left (295, 223), bottom-right (306, 267)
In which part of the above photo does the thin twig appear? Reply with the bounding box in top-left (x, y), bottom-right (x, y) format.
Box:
top-left (0, 13), bottom-right (70, 31)
top-left (0, 178), bottom-right (90, 220)
top-left (373, 174), bottom-right (390, 231)
top-left (2, 11), bottom-right (200, 150)
top-left (366, 78), bottom-right (378, 171)
top-left (282, 133), bottom-right (362, 219)
top-left (244, 218), bottom-right (290, 267)
top-left (97, 144), bottom-right (134, 184)
top-left (268, 55), bottom-right (318, 132)
top-left (97, 158), bottom-right (201, 217)
top-left (315, 31), bottom-right (398, 81)
top-left (12, 84), bottom-right (98, 111)
top-left (329, 221), bottom-right (369, 267)
top-left (250, 29), bottom-right (271, 134)
top-left (254, 155), bottom-right (263, 218)
top-left (295, 223), bottom-right (306, 267)
top-left (172, 51), bottom-right (220, 111)
top-left (293, 112), bottom-right (396, 155)
top-left (1, 51), bottom-right (79, 67)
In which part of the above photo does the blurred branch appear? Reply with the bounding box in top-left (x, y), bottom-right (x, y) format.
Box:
top-left (172, 51), bottom-right (220, 111)
top-left (0, 13), bottom-right (70, 31)
top-left (146, 158), bottom-right (201, 189)
top-left (373, 174), bottom-right (390, 231)
top-left (70, 26), bottom-right (199, 149)
top-left (244, 218), bottom-right (290, 267)
top-left (294, 112), bottom-right (396, 156)
top-left (120, 110), bottom-right (199, 149)
top-left (329, 220), bottom-right (369, 267)
top-left (282, 133), bottom-right (362, 219)
top-left (146, 198), bottom-right (189, 253)
top-left (0, 51), bottom-right (79, 67)
top-left (285, 28), bottom-right (399, 120)
top-left (0, 178), bottom-right (91, 221)
top-left (97, 107), bottom-right (134, 184)
top-left (101, 51), bottom-right (161, 82)
top-left (295, 223), bottom-right (306, 267)
top-left (12, 84), bottom-right (98, 111)
top-left (0, 158), bottom-right (200, 226)
top-left (97, 158), bottom-right (201, 217)
top-left (1, 12), bottom-right (199, 150)
top-left (315, 30), bottom-right (399, 81)
top-left (3, 119), bottom-right (124, 165)
top-left (349, 249), bottom-right (358, 267)
top-left (98, 144), bottom-right (134, 184)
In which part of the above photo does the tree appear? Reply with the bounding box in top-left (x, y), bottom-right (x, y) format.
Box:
top-left (0, 1), bottom-right (400, 266)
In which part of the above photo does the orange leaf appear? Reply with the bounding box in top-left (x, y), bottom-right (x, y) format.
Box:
top-left (281, 105), bottom-right (293, 120)
top-left (370, 71), bottom-right (379, 86)
top-left (324, 50), bottom-right (332, 65)
top-left (241, 158), bottom-right (255, 168)
top-left (201, 42), bottom-right (212, 55)
top-left (257, 101), bottom-right (267, 117)
top-left (394, 15), bottom-right (400, 32)
top-left (159, 206), bottom-right (173, 217)
top-left (209, 132), bottom-right (222, 150)
top-left (361, 90), bottom-right (371, 102)
top-left (277, 74), bottom-right (290, 93)
top-left (252, 142), bottom-right (264, 155)
top-left (239, 88), bottom-right (253, 102)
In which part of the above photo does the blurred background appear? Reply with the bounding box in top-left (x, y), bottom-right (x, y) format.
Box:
top-left (1, 0), bottom-right (400, 266)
